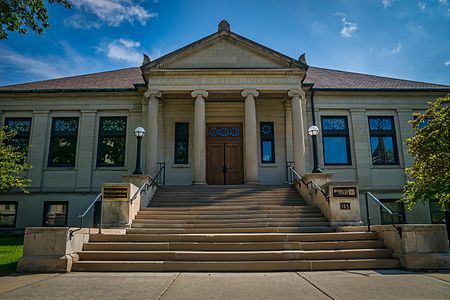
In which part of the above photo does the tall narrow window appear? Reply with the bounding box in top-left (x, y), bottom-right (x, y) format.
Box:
top-left (429, 201), bottom-right (449, 224)
top-left (43, 202), bottom-right (68, 227)
top-left (174, 122), bottom-right (189, 164)
top-left (380, 199), bottom-right (405, 224)
top-left (4, 118), bottom-right (32, 151)
top-left (0, 202), bottom-right (18, 228)
top-left (368, 116), bottom-right (398, 165)
top-left (321, 116), bottom-right (351, 165)
top-left (48, 117), bottom-right (79, 167)
top-left (260, 122), bottom-right (275, 163)
top-left (97, 117), bottom-right (127, 167)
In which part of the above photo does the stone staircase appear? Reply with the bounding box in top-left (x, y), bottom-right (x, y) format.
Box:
top-left (72, 185), bottom-right (400, 271)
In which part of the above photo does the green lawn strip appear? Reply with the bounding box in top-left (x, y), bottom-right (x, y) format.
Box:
top-left (0, 236), bottom-right (24, 275)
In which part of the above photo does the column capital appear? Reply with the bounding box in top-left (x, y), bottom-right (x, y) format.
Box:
top-left (144, 89), bottom-right (162, 99)
top-left (241, 89), bottom-right (259, 98)
top-left (288, 89), bottom-right (305, 98)
top-left (191, 90), bottom-right (209, 98)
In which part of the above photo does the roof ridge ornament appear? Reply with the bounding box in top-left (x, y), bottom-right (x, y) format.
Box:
top-left (218, 20), bottom-right (231, 32)
top-left (142, 54), bottom-right (151, 66)
top-left (298, 53), bottom-right (306, 64)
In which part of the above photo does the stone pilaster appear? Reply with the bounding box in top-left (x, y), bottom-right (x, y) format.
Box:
top-left (192, 90), bottom-right (208, 184)
top-left (75, 110), bottom-right (97, 191)
top-left (350, 108), bottom-right (372, 189)
top-left (288, 89), bottom-right (306, 175)
top-left (397, 109), bottom-right (414, 168)
top-left (144, 89), bottom-right (161, 176)
top-left (242, 89), bottom-right (259, 184)
top-left (28, 110), bottom-right (50, 190)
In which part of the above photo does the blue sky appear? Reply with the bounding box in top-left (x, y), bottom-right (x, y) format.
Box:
top-left (0, 0), bottom-right (449, 86)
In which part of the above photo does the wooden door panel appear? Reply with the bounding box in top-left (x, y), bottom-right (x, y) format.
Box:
top-left (207, 143), bottom-right (224, 185)
top-left (225, 143), bottom-right (243, 184)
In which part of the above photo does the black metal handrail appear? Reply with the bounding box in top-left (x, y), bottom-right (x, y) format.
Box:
top-left (365, 192), bottom-right (403, 235)
top-left (130, 162), bottom-right (166, 203)
top-left (70, 192), bottom-right (102, 238)
top-left (287, 166), bottom-right (330, 202)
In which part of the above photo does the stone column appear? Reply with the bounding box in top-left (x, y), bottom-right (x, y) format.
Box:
top-left (288, 89), bottom-right (306, 175)
top-left (75, 110), bottom-right (96, 191)
top-left (144, 90), bottom-right (161, 176)
top-left (350, 108), bottom-right (372, 189)
top-left (192, 90), bottom-right (208, 184)
top-left (284, 99), bottom-right (293, 163)
top-left (242, 89), bottom-right (259, 184)
top-left (28, 110), bottom-right (50, 191)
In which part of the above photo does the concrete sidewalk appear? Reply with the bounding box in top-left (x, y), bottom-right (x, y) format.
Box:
top-left (0, 270), bottom-right (449, 299)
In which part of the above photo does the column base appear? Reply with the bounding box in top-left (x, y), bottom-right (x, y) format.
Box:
top-left (245, 180), bottom-right (260, 185)
top-left (192, 180), bottom-right (207, 185)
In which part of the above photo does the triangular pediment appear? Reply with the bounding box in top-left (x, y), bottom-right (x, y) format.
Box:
top-left (142, 26), bottom-right (307, 72)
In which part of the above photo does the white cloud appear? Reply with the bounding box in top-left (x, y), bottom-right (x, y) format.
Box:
top-left (99, 38), bottom-right (143, 65)
top-left (64, 14), bottom-right (100, 29)
top-left (0, 42), bottom-right (103, 82)
top-left (340, 18), bottom-right (358, 38)
top-left (67, 0), bottom-right (157, 28)
top-left (418, 2), bottom-right (427, 10)
top-left (381, 42), bottom-right (403, 55)
top-left (445, 61), bottom-right (450, 66)
top-left (382, 0), bottom-right (396, 8)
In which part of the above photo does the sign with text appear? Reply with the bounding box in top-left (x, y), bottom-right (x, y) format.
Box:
top-left (340, 202), bottom-right (351, 210)
top-left (102, 186), bottom-right (129, 200)
top-left (333, 187), bottom-right (357, 198)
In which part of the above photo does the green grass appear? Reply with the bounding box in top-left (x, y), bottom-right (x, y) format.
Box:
top-left (0, 236), bottom-right (24, 275)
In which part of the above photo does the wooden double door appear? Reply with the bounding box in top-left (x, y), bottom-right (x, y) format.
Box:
top-left (206, 124), bottom-right (243, 185)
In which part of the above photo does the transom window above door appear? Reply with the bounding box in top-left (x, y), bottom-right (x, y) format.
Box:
top-left (207, 126), bottom-right (241, 138)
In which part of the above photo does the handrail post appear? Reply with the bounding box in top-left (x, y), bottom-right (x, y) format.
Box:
top-left (99, 195), bottom-right (103, 234)
top-left (365, 192), bottom-right (371, 232)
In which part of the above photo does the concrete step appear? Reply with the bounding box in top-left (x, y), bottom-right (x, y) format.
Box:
top-left (72, 259), bottom-right (400, 272)
top-left (89, 232), bottom-right (378, 243)
top-left (126, 227), bottom-right (334, 234)
top-left (83, 240), bottom-right (386, 251)
top-left (130, 221), bottom-right (331, 228)
top-left (135, 212), bottom-right (325, 219)
top-left (140, 206), bottom-right (319, 212)
top-left (132, 217), bottom-right (328, 223)
top-left (77, 248), bottom-right (393, 261)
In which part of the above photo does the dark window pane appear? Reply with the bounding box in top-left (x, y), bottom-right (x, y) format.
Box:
top-left (174, 123), bottom-right (189, 164)
top-left (370, 136), bottom-right (397, 165)
top-left (262, 141), bottom-right (273, 162)
top-left (323, 137), bottom-right (349, 164)
top-left (381, 200), bottom-right (405, 224)
top-left (97, 117), bottom-right (127, 167)
top-left (429, 201), bottom-right (449, 224)
top-left (0, 202), bottom-right (17, 227)
top-left (174, 141), bottom-right (188, 164)
top-left (51, 137), bottom-right (77, 166)
top-left (53, 118), bottom-right (78, 134)
top-left (43, 202), bottom-right (68, 227)
top-left (98, 137), bottom-right (126, 166)
top-left (260, 122), bottom-right (275, 163)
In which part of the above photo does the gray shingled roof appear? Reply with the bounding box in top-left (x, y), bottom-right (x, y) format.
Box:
top-left (0, 66), bottom-right (449, 92)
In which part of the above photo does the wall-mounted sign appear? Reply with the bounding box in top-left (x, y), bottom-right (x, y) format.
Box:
top-left (340, 202), bottom-right (351, 210)
top-left (102, 186), bottom-right (129, 200)
top-left (333, 187), bottom-right (357, 198)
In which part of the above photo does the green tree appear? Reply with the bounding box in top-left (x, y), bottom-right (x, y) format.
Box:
top-left (0, 0), bottom-right (71, 39)
top-left (0, 127), bottom-right (31, 193)
top-left (402, 95), bottom-right (450, 210)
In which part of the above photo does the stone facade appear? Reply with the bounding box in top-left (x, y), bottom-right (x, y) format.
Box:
top-left (0, 21), bottom-right (449, 230)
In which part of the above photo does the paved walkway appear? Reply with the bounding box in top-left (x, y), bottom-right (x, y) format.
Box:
top-left (0, 270), bottom-right (449, 299)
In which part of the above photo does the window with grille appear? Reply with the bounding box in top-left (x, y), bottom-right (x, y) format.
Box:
top-left (97, 117), bottom-right (127, 167)
top-left (260, 122), bottom-right (275, 163)
top-left (48, 117), bottom-right (79, 167)
top-left (4, 118), bottom-right (32, 151)
top-left (368, 116), bottom-right (399, 165)
top-left (321, 116), bottom-right (351, 165)
top-left (43, 202), bottom-right (68, 227)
